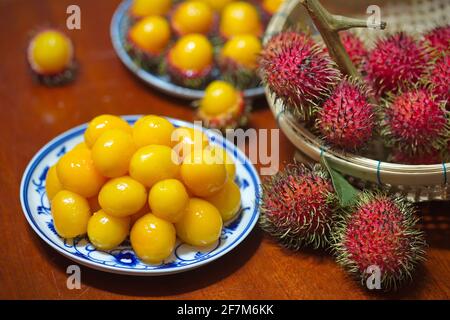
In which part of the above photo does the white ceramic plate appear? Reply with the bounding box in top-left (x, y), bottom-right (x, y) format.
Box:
top-left (20, 116), bottom-right (261, 275)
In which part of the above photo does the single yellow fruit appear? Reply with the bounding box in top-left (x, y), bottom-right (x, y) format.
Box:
top-left (262, 0), bottom-right (284, 14)
top-left (132, 115), bottom-right (175, 148)
top-left (129, 145), bottom-right (180, 188)
top-left (168, 34), bottom-right (213, 73)
top-left (200, 80), bottom-right (239, 116)
top-left (221, 34), bottom-right (262, 69)
top-left (98, 176), bottom-right (147, 217)
top-left (205, 179), bottom-right (241, 221)
top-left (130, 214), bottom-right (176, 264)
top-left (175, 198), bottom-right (222, 246)
top-left (148, 179), bottom-right (189, 223)
top-left (220, 2), bottom-right (262, 39)
top-left (128, 16), bottom-right (171, 55)
top-left (181, 147), bottom-right (227, 197)
top-left (28, 30), bottom-right (73, 75)
top-left (84, 115), bottom-right (132, 148)
top-left (199, 0), bottom-right (233, 12)
top-left (56, 148), bottom-right (106, 198)
top-left (46, 165), bottom-right (63, 200)
top-left (92, 129), bottom-right (136, 178)
top-left (87, 210), bottom-right (130, 250)
top-left (129, 0), bottom-right (172, 18)
top-left (172, 126), bottom-right (209, 159)
top-left (51, 190), bottom-right (91, 238)
top-left (172, 1), bottom-right (214, 36)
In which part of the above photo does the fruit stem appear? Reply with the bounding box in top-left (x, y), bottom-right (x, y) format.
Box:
top-left (299, 0), bottom-right (386, 80)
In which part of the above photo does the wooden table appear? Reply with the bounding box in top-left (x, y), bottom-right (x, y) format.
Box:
top-left (0, 0), bottom-right (448, 300)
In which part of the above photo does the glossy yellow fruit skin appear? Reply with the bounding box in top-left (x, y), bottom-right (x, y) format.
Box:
top-left (128, 16), bottom-right (171, 55)
top-left (98, 176), bottom-right (147, 217)
top-left (175, 198), bottom-right (222, 246)
top-left (200, 0), bottom-right (233, 12)
top-left (262, 0), bottom-right (284, 14)
top-left (206, 179), bottom-right (241, 221)
top-left (129, 0), bottom-right (172, 18)
top-left (46, 165), bottom-right (63, 200)
top-left (172, 1), bottom-right (214, 36)
top-left (56, 148), bottom-right (106, 198)
top-left (84, 115), bottom-right (132, 148)
top-left (130, 214), bottom-right (176, 264)
top-left (129, 145), bottom-right (180, 188)
top-left (51, 190), bottom-right (91, 238)
top-left (87, 210), bottom-right (130, 250)
top-left (181, 147), bottom-right (227, 197)
top-left (169, 34), bottom-right (213, 73)
top-left (148, 179), bottom-right (189, 223)
top-left (73, 142), bottom-right (89, 151)
top-left (92, 129), bottom-right (136, 178)
top-left (132, 115), bottom-right (175, 148)
top-left (172, 126), bottom-right (209, 159)
top-left (28, 30), bottom-right (73, 75)
top-left (221, 34), bottom-right (262, 69)
top-left (220, 2), bottom-right (262, 39)
top-left (208, 146), bottom-right (236, 179)
top-left (200, 81), bottom-right (239, 116)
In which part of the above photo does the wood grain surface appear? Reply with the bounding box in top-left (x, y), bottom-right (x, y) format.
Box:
top-left (0, 0), bottom-right (448, 300)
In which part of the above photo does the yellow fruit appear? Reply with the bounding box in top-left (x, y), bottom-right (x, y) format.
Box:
top-left (221, 34), bottom-right (262, 69)
top-left (98, 176), bottom-right (147, 217)
top-left (129, 0), bottom-right (172, 18)
top-left (180, 147), bottom-right (227, 197)
top-left (73, 142), bottom-right (89, 151)
top-left (200, 81), bottom-right (239, 116)
top-left (172, 126), bottom-right (209, 159)
top-left (220, 2), bottom-right (262, 39)
top-left (168, 34), bottom-right (213, 73)
top-left (46, 165), bottom-right (63, 200)
top-left (130, 214), bottom-right (176, 264)
top-left (84, 115), bottom-right (132, 148)
top-left (132, 115), bottom-right (175, 148)
top-left (208, 146), bottom-right (236, 179)
top-left (148, 179), bottom-right (189, 223)
top-left (130, 203), bottom-right (150, 226)
top-left (199, 0), bottom-right (233, 12)
top-left (205, 179), bottom-right (241, 221)
top-left (56, 148), bottom-right (106, 198)
top-left (51, 190), bottom-right (91, 238)
top-left (92, 129), bottom-right (136, 178)
top-left (262, 0), bottom-right (284, 14)
top-left (128, 16), bottom-right (171, 55)
top-left (172, 1), bottom-right (214, 36)
top-left (87, 210), bottom-right (130, 250)
top-left (129, 145), bottom-right (180, 188)
top-left (175, 198), bottom-right (222, 246)
top-left (28, 30), bottom-right (73, 74)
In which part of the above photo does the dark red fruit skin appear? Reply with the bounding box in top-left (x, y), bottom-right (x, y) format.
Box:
top-left (317, 79), bottom-right (375, 151)
top-left (339, 31), bottom-right (368, 69)
top-left (422, 25), bottom-right (450, 52)
top-left (365, 32), bottom-right (429, 95)
top-left (425, 54), bottom-right (450, 105)
top-left (390, 148), bottom-right (442, 165)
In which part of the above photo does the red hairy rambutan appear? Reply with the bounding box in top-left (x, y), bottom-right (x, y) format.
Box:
top-left (259, 31), bottom-right (341, 119)
top-left (389, 148), bottom-right (443, 165)
top-left (332, 192), bottom-right (427, 290)
top-left (339, 31), bottom-right (368, 69)
top-left (259, 163), bottom-right (337, 249)
top-left (365, 32), bottom-right (429, 95)
top-left (423, 53), bottom-right (450, 105)
top-left (380, 88), bottom-right (449, 155)
top-left (422, 25), bottom-right (450, 52)
top-left (317, 78), bottom-right (375, 151)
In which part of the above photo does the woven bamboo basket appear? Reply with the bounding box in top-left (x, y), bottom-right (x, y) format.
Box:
top-left (264, 0), bottom-right (450, 202)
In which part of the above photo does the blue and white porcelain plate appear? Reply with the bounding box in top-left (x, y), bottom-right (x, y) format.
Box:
top-left (20, 116), bottom-right (261, 275)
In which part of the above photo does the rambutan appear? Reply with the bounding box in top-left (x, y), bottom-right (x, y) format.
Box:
top-left (332, 192), bottom-right (427, 291)
top-left (339, 31), bottom-right (368, 69)
top-left (380, 88), bottom-right (449, 155)
top-left (259, 31), bottom-right (341, 119)
top-left (422, 25), bottom-right (450, 52)
top-left (365, 32), bottom-right (429, 95)
top-left (389, 148), bottom-right (443, 165)
top-left (316, 78), bottom-right (375, 151)
top-left (259, 163), bottom-right (337, 249)
top-left (423, 53), bottom-right (450, 105)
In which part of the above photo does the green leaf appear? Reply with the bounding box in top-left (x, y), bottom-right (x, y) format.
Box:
top-left (321, 154), bottom-right (360, 207)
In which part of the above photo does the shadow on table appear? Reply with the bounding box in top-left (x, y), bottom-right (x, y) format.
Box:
top-left (418, 201), bottom-right (450, 250)
top-left (40, 228), bottom-right (263, 297)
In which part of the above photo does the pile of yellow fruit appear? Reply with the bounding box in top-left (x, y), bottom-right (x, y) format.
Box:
top-left (46, 115), bottom-right (241, 264)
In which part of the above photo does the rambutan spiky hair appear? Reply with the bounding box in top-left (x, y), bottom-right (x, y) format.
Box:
top-left (422, 24), bottom-right (450, 52)
top-left (332, 192), bottom-right (427, 291)
top-left (259, 163), bottom-right (337, 249)
top-left (259, 30), bottom-right (341, 120)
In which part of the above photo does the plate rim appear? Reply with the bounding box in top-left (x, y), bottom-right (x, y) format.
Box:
top-left (110, 0), bottom-right (266, 101)
top-left (20, 115), bottom-right (261, 276)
